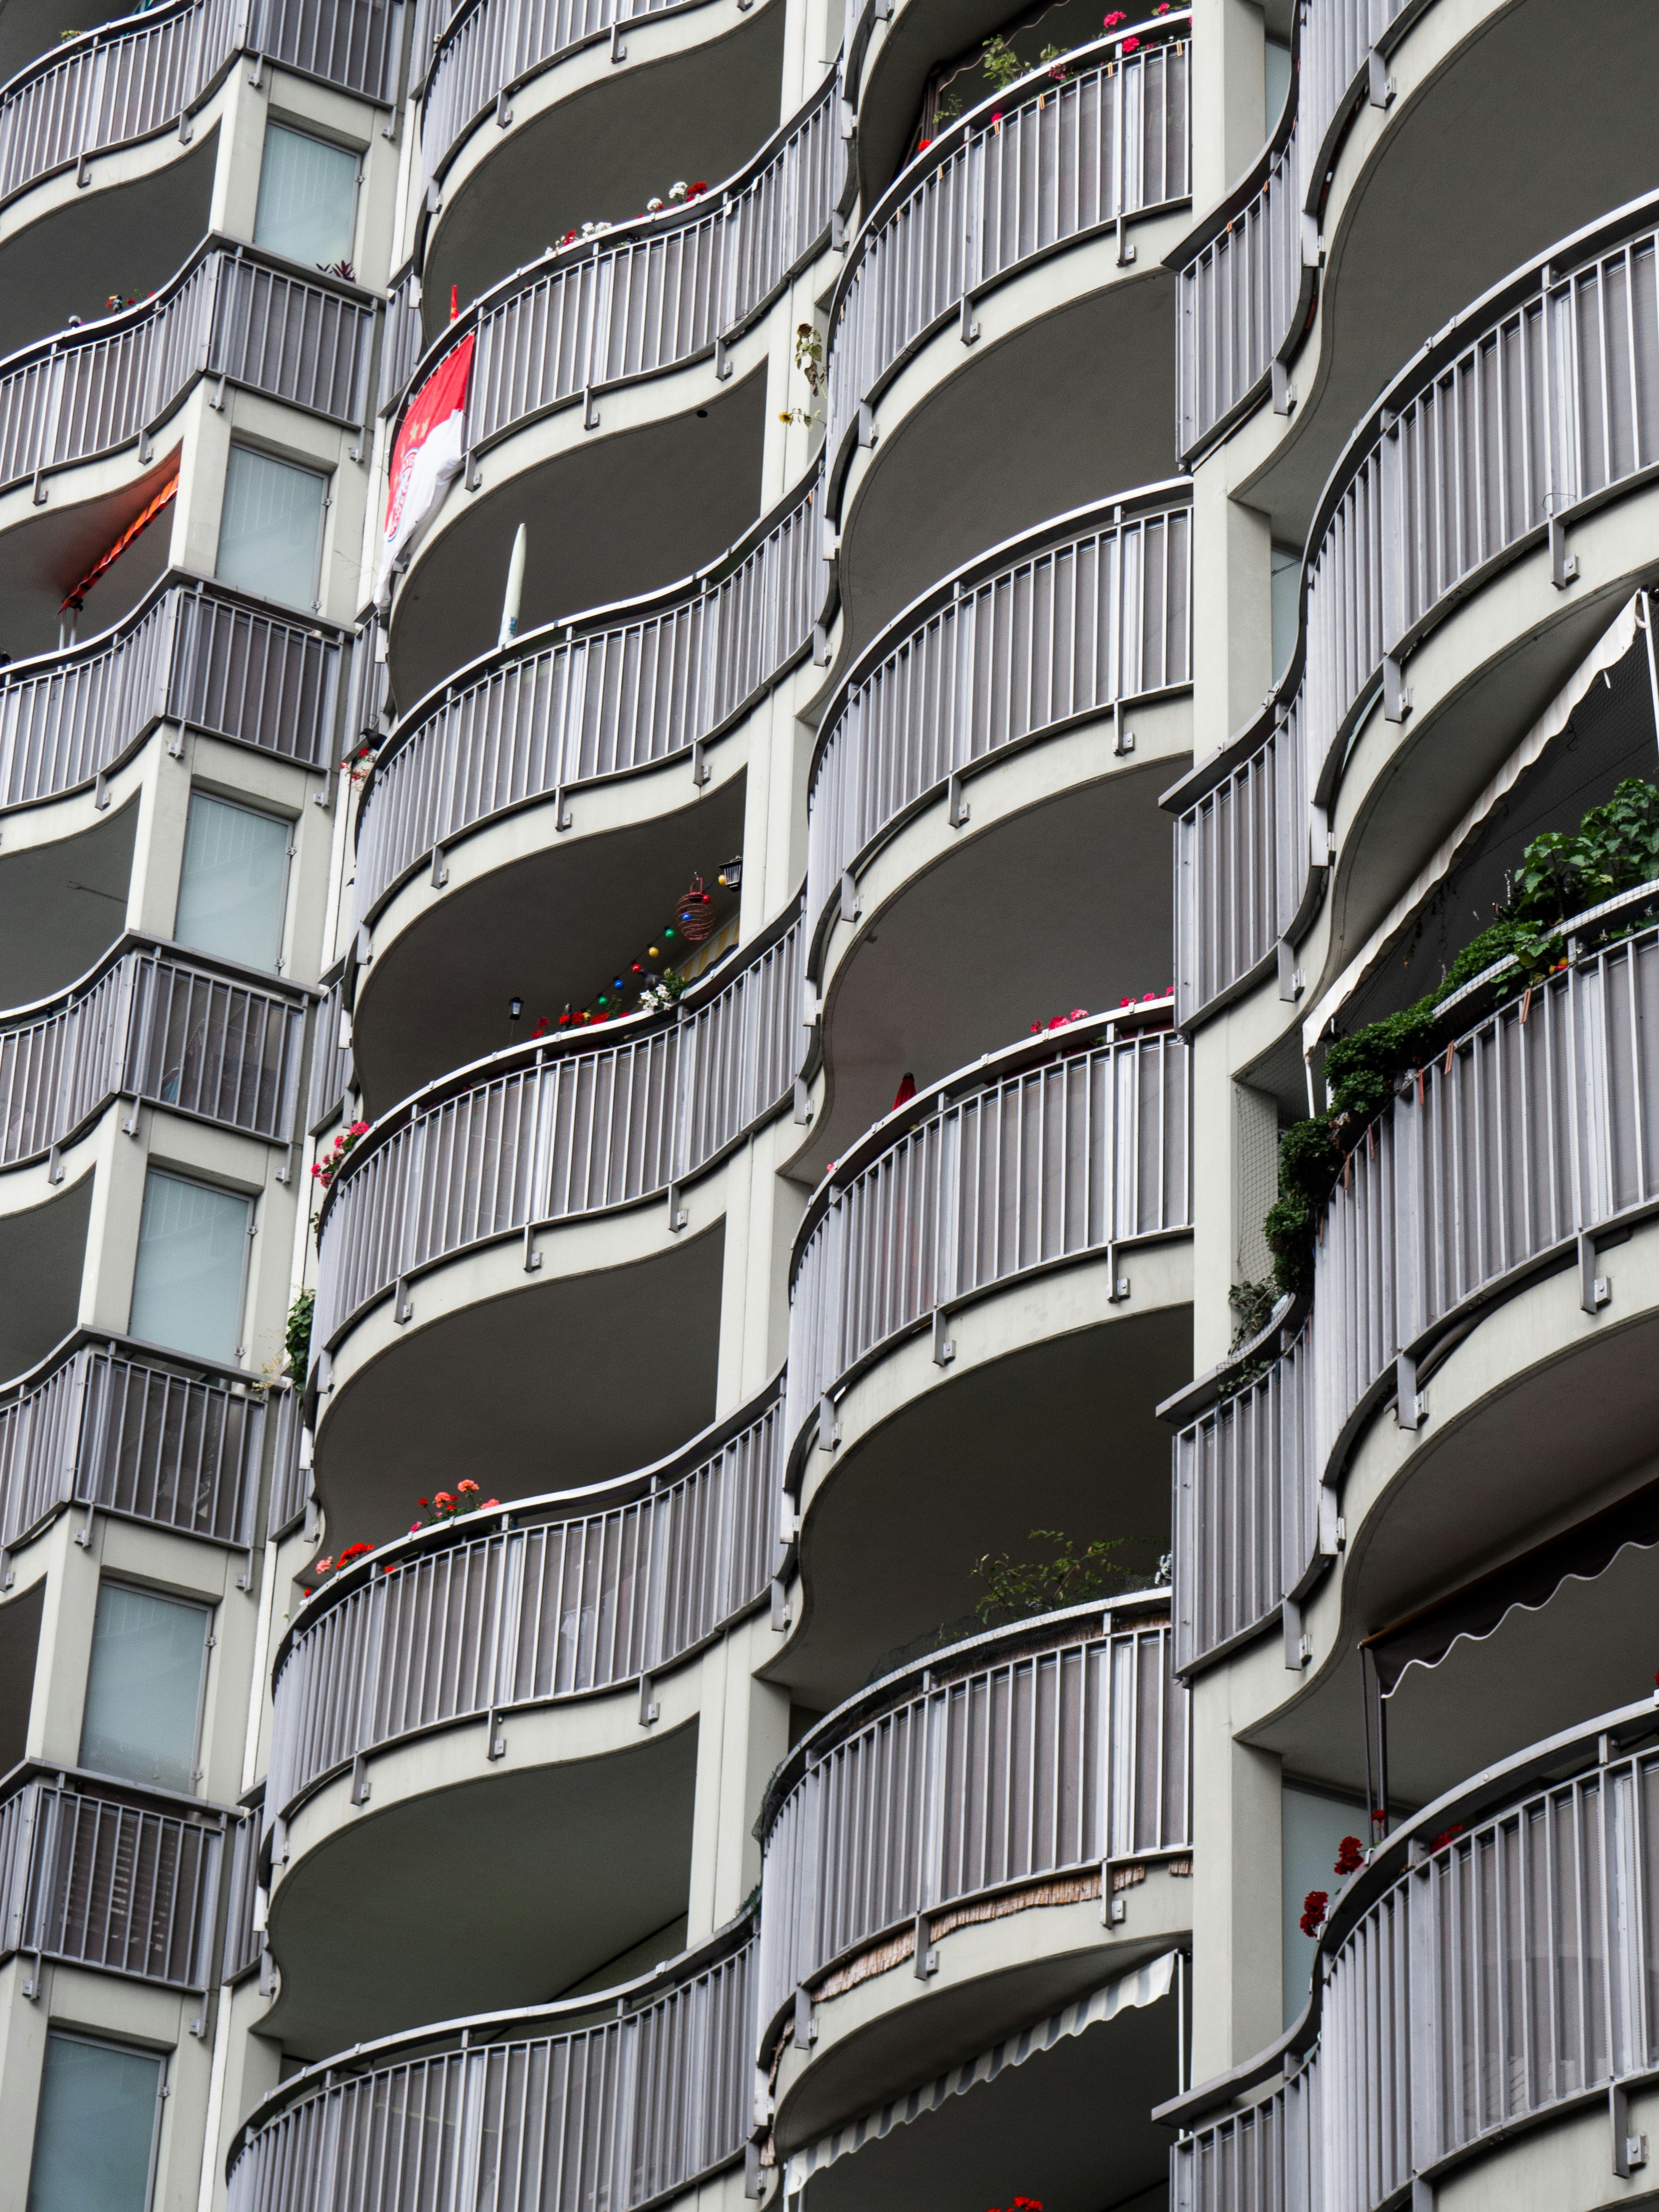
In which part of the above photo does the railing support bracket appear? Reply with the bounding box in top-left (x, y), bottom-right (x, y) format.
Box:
top-left (1367, 49), bottom-right (1395, 107)
top-left (1395, 1349), bottom-right (1425, 1428)
top-left (350, 1754), bottom-right (370, 1805)
top-left (817, 1394), bottom-right (839, 1451)
top-left (1383, 654), bottom-right (1412, 722)
top-left (913, 1912), bottom-right (937, 1977)
top-left (932, 1308), bottom-right (955, 1366)
top-left (947, 771), bottom-right (969, 827)
top-left (638, 1675), bottom-right (659, 1726)
top-left (1612, 2083), bottom-right (1648, 2176)
top-left (1579, 1232), bottom-right (1611, 1313)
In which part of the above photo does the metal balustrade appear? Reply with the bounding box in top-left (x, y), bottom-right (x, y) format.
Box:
top-left (221, 1803), bottom-right (264, 1983)
top-left (227, 1925), bottom-right (757, 2212)
top-left (0, 938), bottom-right (307, 1168)
top-left (306, 980), bottom-right (353, 1133)
top-left (0, 241), bottom-right (376, 499)
top-left (784, 1013), bottom-right (1190, 1460)
top-left (1174, 198), bottom-right (1659, 1024)
top-left (757, 1598), bottom-right (1190, 2037)
top-left (0, 0), bottom-right (402, 208)
top-left (806, 490), bottom-right (1191, 969)
top-left (0, 1765), bottom-right (225, 1990)
top-left (1175, 0), bottom-right (1412, 456)
top-left (356, 477), bottom-right (819, 919)
top-left (0, 1331), bottom-right (267, 1551)
top-left (1170, 1708), bottom-right (1659, 2211)
top-left (0, 575), bottom-right (341, 809)
top-left (1174, 903), bottom-right (1659, 1675)
top-left (826, 22), bottom-right (1190, 470)
top-left (267, 1380), bottom-right (310, 1538)
top-left (266, 1381), bottom-right (781, 1817)
top-left (313, 910), bottom-right (801, 1349)
top-left (404, 82), bottom-right (837, 470)
top-left (420, 0), bottom-right (679, 200)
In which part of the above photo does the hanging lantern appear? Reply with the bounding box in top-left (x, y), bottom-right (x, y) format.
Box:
top-left (675, 874), bottom-right (718, 943)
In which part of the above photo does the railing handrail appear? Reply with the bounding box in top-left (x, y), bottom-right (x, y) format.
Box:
top-left (0, 567), bottom-right (349, 696)
top-left (315, 890), bottom-right (803, 1235)
top-left (228, 1906), bottom-right (758, 2164)
top-left (0, 929), bottom-right (313, 1033)
top-left (0, 1755), bottom-right (236, 1820)
top-left (1158, 1694), bottom-right (1659, 2131)
top-left (759, 1587), bottom-right (1175, 1843)
top-left (271, 1366), bottom-right (783, 1668)
top-left (789, 998), bottom-right (1177, 1277)
top-left (392, 70), bottom-right (837, 442)
top-left (0, 1324), bottom-right (278, 1410)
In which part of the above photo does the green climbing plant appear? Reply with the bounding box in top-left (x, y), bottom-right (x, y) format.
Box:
top-left (971, 1529), bottom-right (1137, 1625)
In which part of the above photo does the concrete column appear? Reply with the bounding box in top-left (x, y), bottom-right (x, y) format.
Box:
top-left (685, 1615), bottom-right (791, 1941)
top-left (1190, 454), bottom-right (1273, 765)
top-left (1189, 1639), bottom-right (1286, 2079)
top-left (1188, 0), bottom-right (1268, 217)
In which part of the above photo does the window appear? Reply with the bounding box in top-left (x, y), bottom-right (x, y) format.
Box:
top-left (216, 445), bottom-right (326, 610)
top-left (129, 1169), bottom-right (251, 1364)
top-left (1271, 541), bottom-right (1300, 681)
top-left (80, 1580), bottom-right (210, 1790)
top-left (174, 792), bottom-right (289, 972)
top-left (254, 121), bottom-right (357, 269)
top-left (1264, 36), bottom-right (1292, 132)
top-left (28, 2033), bottom-right (163, 2212)
top-left (1282, 1781), bottom-right (1367, 2024)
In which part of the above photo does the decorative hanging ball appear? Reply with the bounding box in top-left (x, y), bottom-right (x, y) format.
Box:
top-left (664, 928), bottom-right (675, 940)
top-left (649, 946), bottom-right (660, 958)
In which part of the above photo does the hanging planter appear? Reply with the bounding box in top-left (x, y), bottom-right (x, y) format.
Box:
top-left (674, 875), bottom-right (719, 944)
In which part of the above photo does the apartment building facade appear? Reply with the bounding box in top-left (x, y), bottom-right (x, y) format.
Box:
top-left (0, 0), bottom-right (1653, 2206)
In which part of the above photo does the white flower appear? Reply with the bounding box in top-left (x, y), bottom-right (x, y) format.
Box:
top-left (646, 196), bottom-right (663, 213)
top-left (668, 180), bottom-right (688, 200)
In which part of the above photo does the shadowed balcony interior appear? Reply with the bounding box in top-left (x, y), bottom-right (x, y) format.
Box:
top-left (312, 1223), bottom-right (724, 1544)
top-left (351, 777), bottom-right (746, 1115)
top-left (776, 1312), bottom-right (1188, 1712)
top-left (421, 1), bottom-right (788, 343)
top-left (0, 446), bottom-right (181, 661)
top-left (0, 1580), bottom-right (43, 1772)
top-left (0, 800), bottom-right (136, 1007)
top-left (263, 1719), bottom-right (699, 2055)
top-left (0, 1175), bottom-right (92, 1380)
top-left (385, 367), bottom-right (769, 709)
top-left (0, 129), bottom-right (218, 361)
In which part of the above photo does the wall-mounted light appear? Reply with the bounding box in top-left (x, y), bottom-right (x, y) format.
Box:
top-left (718, 854), bottom-right (743, 890)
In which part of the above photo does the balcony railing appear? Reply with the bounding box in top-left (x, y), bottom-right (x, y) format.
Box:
top-left (757, 1597), bottom-right (1190, 2043)
top-left (1173, 893), bottom-right (1659, 1675)
top-left (0, 937), bottom-right (307, 1168)
top-left (221, 1800), bottom-right (264, 1984)
top-left (1174, 0), bottom-right (1414, 457)
top-left (0, 1330), bottom-right (269, 1553)
top-left (419, 0), bottom-right (691, 197)
top-left (0, 1763), bottom-right (226, 1990)
top-left (1168, 1705), bottom-right (1659, 2211)
top-left (1174, 195), bottom-right (1659, 1024)
top-left (805, 487), bottom-right (1191, 975)
top-left (313, 907), bottom-right (802, 1351)
top-left (0, 0), bottom-right (403, 208)
top-left (227, 1922), bottom-right (757, 2212)
top-left (784, 1010), bottom-right (1190, 1463)
top-left (356, 475), bottom-right (820, 922)
top-left (0, 575), bottom-right (342, 810)
top-left (826, 18), bottom-right (1191, 474)
top-left (265, 1379), bottom-right (781, 1818)
top-left (1, 240), bottom-right (376, 501)
top-left (400, 81), bottom-right (837, 468)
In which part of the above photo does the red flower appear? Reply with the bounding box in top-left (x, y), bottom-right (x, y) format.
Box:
top-left (917, 137), bottom-right (932, 151)
top-left (1122, 34), bottom-right (1140, 50)
top-left (1428, 1824), bottom-right (1464, 1853)
top-left (1299, 1889), bottom-right (1328, 1937)
top-left (1334, 1836), bottom-right (1365, 1876)
top-left (1103, 9), bottom-right (1126, 22)
top-left (892, 1073), bottom-right (916, 1110)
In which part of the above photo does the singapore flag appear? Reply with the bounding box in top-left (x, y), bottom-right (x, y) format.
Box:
top-left (376, 333), bottom-right (475, 609)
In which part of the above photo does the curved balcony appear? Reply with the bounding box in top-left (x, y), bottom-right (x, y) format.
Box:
top-left (310, 905), bottom-right (800, 1523)
top-left (805, 485), bottom-right (1190, 1162)
top-left (1172, 887), bottom-right (1659, 1680)
top-left (1, 573), bottom-right (341, 814)
top-left (0, 1326), bottom-right (270, 1554)
top-left (824, 18), bottom-right (1190, 657)
top-left (386, 81), bottom-right (838, 700)
top-left (758, 1598), bottom-right (1190, 2195)
top-left (227, 1920), bottom-right (757, 2212)
top-left (1172, 192), bottom-right (1659, 1029)
top-left (786, 1010), bottom-right (1190, 1459)
top-left (1172, 0), bottom-right (1659, 494)
top-left (351, 470), bottom-right (819, 1106)
top-left (1166, 1703), bottom-right (1659, 2212)
top-left (0, 1760), bottom-right (229, 1990)
top-left (0, 934), bottom-right (307, 1169)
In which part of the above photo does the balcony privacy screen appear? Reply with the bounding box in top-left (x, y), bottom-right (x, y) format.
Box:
top-left (1175, 923), bottom-right (1659, 1673)
top-left (313, 917), bottom-right (800, 1347)
top-left (1176, 210), bottom-right (1659, 1021)
top-left (266, 1386), bottom-right (781, 1815)
top-left (1173, 1739), bottom-right (1659, 2211)
top-left (228, 1935), bottom-right (757, 2212)
top-left (759, 1608), bottom-right (1190, 2028)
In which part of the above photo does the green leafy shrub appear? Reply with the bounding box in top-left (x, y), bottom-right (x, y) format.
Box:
top-left (286, 1289), bottom-right (314, 1378)
top-left (971, 1528), bottom-right (1136, 1625)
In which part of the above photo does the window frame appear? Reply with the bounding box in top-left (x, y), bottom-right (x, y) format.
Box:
top-left (80, 1575), bottom-right (216, 1797)
top-left (172, 784), bottom-right (296, 977)
top-left (252, 115), bottom-right (364, 275)
top-left (28, 2027), bottom-right (168, 2212)
top-left (128, 1165), bottom-right (257, 1369)
top-left (216, 441), bottom-right (331, 615)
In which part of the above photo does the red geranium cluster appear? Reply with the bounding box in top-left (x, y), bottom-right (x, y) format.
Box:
top-left (311, 1121), bottom-right (370, 1186)
top-left (1334, 1835), bottom-right (1365, 1877)
top-left (987, 2199), bottom-right (1043, 2211)
top-left (1299, 1889), bottom-right (1328, 1938)
top-left (1032, 1008), bottom-right (1089, 1034)
top-left (1428, 1824), bottom-right (1464, 1854)
top-left (409, 1478), bottom-right (500, 1534)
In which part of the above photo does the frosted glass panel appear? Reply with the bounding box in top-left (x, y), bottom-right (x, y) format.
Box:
top-left (216, 446), bottom-right (325, 610)
top-left (175, 793), bottom-right (289, 971)
top-left (80, 1581), bottom-right (208, 1791)
top-left (254, 122), bottom-right (357, 268)
top-left (129, 1170), bottom-right (250, 1363)
top-left (1282, 1783), bottom-right (1367, 2024)
top-left (1271, 541), bottom-right (1299, 680)
top-left (29, 2035), bottom-right (161, 2212)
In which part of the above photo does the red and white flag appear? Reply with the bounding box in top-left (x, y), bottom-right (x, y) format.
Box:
top-left (376, 333), bottom-right (474, 606)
